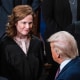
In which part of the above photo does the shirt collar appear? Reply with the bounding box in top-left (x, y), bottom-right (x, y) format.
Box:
top-left (60, 59), bottom-right (72, 72)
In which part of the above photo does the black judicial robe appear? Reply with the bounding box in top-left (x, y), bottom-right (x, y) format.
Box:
top-left (0, 35), bottom-right (44, 80)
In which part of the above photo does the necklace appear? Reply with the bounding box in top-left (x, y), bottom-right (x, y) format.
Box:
top-left (69, 0), bottom-right (76, 4)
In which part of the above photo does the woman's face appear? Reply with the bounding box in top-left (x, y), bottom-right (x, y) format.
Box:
top-left (15, 14), bottom-right (33, 37)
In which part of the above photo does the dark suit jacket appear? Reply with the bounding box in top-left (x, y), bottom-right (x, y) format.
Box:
top-left (0, 35), bottom-right (44, 80)
top-left (41, 1), bottom-right (80, 77)
top-left (56, 57), bottom-right (80, 80)
top-left (0, 0), bottom-right (41, 37)
top-left (42, 0), bottom-right (80, 39)
top-left (42, 1), bottom-right (80, 80)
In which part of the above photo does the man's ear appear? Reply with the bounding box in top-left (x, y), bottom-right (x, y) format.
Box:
top-left (54, 47), bottom-right (61, 58)
top-left (58, 54), bottom-right (60, 58)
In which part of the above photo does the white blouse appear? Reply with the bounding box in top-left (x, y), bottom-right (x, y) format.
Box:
top-left (13, 37), bottom-right (30, 55)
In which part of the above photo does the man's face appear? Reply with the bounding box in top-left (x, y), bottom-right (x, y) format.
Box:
top-left (50, 42), bottom-right (58, 62)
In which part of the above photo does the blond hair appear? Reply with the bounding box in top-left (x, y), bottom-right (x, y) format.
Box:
top-left (48, 31), bottom-right (79, 59)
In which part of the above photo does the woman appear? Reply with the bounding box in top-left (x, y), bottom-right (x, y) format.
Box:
top-left (0, 0), bottom-right (41, 37)
top-left (0, 5), bottom-right (44, 80)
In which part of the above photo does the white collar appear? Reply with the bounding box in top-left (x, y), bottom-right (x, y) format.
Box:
top-left (60, 59), bottom-right (72, 72)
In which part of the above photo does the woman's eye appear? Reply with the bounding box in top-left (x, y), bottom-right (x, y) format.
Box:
top-left (22, 22), bottom-right (26, 24)
top-left (21, 21), bottom-right (33, 25)
top-left (29, 22), bottom-right (33, 25)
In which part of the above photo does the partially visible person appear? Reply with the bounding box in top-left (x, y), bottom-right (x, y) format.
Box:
top-left (0, 5), bottom-right (45, 80)
top-left (42, 0), bottom-right (80, 40)
top-left (0, 0), bottom-right (41, 37)
top-left (42, 0), bottom-right (80, 63)
top-left (48, 31), bottom-right (80, 80)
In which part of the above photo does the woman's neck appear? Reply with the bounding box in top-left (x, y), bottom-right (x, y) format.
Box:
top-left (16, 34), bottom-right (27, 39)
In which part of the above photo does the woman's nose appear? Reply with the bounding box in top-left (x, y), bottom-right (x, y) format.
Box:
top-left (25, 23), bottom-right (30, 28)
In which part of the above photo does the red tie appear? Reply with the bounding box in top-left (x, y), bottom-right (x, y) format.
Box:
top-left (55, 67), bottom-right (60, 79)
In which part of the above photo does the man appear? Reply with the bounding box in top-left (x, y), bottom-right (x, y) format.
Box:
top-left (42, 0), bottom-right (80, 79)
top-left (48, 31), bottom-right (80, 80)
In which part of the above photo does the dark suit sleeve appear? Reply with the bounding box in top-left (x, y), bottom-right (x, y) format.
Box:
top-left (42, 0), bottom-right (60, 39)
top-left (32, 0), bottom-right (41, 12)
top-left (27, 0), bottom-right (41, 12)
top-left (1, 0), bottom-right (13, 14)
top-left (0, 0), bottom-right (1, 5)
top-left (42, 0), bottom-right (54, 22)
